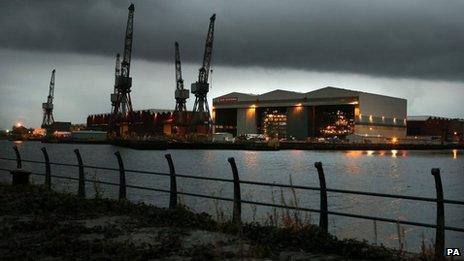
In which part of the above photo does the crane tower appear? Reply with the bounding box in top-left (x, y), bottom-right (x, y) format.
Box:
top-left (111, 53), bottom-right (121, 112)
top-left (191, 14), bottom-right (216, 131)
top-left (174, 42), bottom-right (189, 112)
top-left (110, 4), bottom-right (135, 135)
top-left (42, 69), bottom-right (55, 128)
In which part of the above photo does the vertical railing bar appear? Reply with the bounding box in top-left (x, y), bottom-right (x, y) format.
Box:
top-left (432, 168), bottom-right (445, 260)
top-left (314, 162), bottom-right (328, 234)
top-left (228, 157), bottom-right (241, 226)
top-left (13, 145), bottom-right (22, 169)
top-left (41, 147), bottom-right (51, 189)
top-left (165, 154), bottom-right (177, 209)
top-left (114, 151), bottom-right (126, 200)
top-left (74, 149), bottom-right (85, 199)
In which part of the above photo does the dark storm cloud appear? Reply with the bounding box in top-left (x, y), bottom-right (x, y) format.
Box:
top-left (1, 0), bottom-right (463, 81)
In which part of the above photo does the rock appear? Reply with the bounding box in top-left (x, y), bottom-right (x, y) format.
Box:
top-left (77, 215), bottom-right (132, 229)
top-left (78, 233), bottom-right (105, 241)
top-left (182, 230), bottom-right (237, 249)
top-left (112, 227), bottom-right (169, 247)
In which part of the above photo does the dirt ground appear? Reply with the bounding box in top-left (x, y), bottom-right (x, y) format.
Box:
top-left (0, 184), bottom-right (405, 260)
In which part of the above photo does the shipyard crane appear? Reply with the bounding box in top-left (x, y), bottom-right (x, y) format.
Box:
top-left (42, 69), bottom-right (56, 128)
top-left (191, 14), bottom-right (216, 130)
top-left (111, 53), bottom-right (121, 113)
top-left (110, 3), bottom-right (135, 135)
top-left (174, 42), bottom-right (189, 112)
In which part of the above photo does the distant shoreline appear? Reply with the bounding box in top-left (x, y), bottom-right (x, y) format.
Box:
top-left (21, 139), bottom-right (464, 151)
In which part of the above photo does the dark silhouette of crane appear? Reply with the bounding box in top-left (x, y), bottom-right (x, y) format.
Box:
top-left (111, 53), bottom-right (121, 113)
top-left (42, 69), bottom-right (55, 128)
top-left (110, 3), bottom-right (135, 136)
top-left (174, 42), bottom-right (189, 112)
top-left (191, 14), bottom-right (216, 132)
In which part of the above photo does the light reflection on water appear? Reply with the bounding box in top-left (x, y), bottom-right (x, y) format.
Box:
top-left (0, 141), bottom-right (462, 253)
top-left (344, 150), bottom-right (411, 158)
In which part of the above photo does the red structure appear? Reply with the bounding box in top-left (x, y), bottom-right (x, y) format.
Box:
top-left (87, 110), bottom-right (210, 137)
top-left (88, 110), bottom-right (172, 136)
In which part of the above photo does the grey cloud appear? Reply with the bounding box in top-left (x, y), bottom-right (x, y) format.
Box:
top-left (1, 0), bottom-right (464, 81)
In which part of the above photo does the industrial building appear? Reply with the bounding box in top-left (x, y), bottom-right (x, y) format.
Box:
top-left (87, 109), bottom-right (173, 136)
top-left (407, 116), bottom-right (463, 142)
top-left (212, 87), bottom-right (407, 140)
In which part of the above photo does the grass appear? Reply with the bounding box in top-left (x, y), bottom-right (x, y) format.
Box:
top-left (0, 183), bottom-right (426, 260)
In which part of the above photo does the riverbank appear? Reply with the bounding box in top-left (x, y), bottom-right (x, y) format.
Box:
top-left (41, 138), bottom-right (463, 151)
top-left (0, 183), bottom-right (419, 260)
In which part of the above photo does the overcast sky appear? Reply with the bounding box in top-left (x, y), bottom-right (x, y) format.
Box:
top-left (0, 0), bottom-right (463, 129)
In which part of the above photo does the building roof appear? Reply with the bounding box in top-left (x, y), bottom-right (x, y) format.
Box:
top-left (214, 92), bottom-right (258, 102)
top-left (257, 89), bottom-right (304, 100)
top-left (407, 116), bottom-right (432, 121)
top-left (214, 86), bottom-right (402, 104)
top-left (306, 86), bottom-right (359, 98)
top-left (407, 115), bottom-right (462, 121)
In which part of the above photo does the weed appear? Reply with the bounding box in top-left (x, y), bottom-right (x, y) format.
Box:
top-left (91, 170), bottom-right (101, 199)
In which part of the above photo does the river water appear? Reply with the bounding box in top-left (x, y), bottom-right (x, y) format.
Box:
top-left (0, 140), bottom-right (462, 252)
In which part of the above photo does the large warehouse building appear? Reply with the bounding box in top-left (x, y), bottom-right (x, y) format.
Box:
top-left (212, 87), bottom-right (407, 140)
top-left (407, 116), bottom-right (463, 142)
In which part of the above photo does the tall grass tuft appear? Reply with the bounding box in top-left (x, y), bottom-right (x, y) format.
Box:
top-left (91, 170), bottom-right (101, 199)
top-left (212, 188), bottom-right (226, 224)
top-left (419, 232), bottom-right (435, 260)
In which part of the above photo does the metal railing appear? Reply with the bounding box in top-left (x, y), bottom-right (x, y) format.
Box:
top-left (1, 145), bottom-right (463, 259)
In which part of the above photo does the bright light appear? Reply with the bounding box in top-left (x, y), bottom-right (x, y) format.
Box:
top-left (5, 129), bottom-right (9, 133)
top-left (369, 115), bottom-right (373, 122)
top-left (369, 127), bottom-right (373, 131)
top-left (296, 103), bottom-right (302, 107)
top-left (393, 118), bottom-right (397, 124)
top-left (250, 104), bottom-right (256, 108)
top-left (15, 122), bottom-right (22, 127)
top-left (453, 149), bottom-right (458, 159)
top-left (391, 137), bottom-right (398, 144)
top-left (381, 116), bottom-right (385, 121)
top-left (454, 132), bottom-right (458, 135)
top-left (359, 113), bottom-right (362, 119)
top-left (391, 149), bottom-right (398, 158)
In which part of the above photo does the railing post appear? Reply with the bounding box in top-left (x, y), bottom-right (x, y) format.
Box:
top-left (74, 149), bottom-right (85, 199)
top-left (228, 157), bottom-right (241, 226)
top-left (432, 168), bottom-right (444, 260)
top-left (13, 145), bottom-right (22, 169)
top-left (10, 145), bottom-right (30, 185)
top-left (114, 151), bottom-right (126, 200)
top-left (314, 162), bottom-right (328, 234)
top-left (165, 154), bottom-right (177, 209)
top-left (41, 147), bottom-right (51, 189)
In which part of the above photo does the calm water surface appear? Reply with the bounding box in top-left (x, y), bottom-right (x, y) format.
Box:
top-left (0, 140), bottom-right (462, 252)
